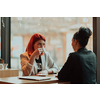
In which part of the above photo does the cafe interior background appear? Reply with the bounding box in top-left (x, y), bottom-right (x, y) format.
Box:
top-left (1, 17), bottom-right (100, 84)
top-left (0, 17), bottom-right (93, 74)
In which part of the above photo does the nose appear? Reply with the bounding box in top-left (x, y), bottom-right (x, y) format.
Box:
top-left (41, 44), bottom-right (44, 48)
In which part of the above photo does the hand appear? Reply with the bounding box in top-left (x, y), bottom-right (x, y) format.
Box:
top-left (37, 70), bottom-right (48, 75)
top-left (28, 48), bottom-right (43, 66)
top-left (31, 48), bottom-right (43, 59)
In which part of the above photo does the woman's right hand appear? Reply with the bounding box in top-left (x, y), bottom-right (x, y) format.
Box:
top-left (31, 48), bottom-right (43, 59)
top-left (28, 48), bottom-right (43, 65)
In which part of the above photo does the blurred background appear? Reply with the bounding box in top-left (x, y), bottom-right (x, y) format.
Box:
top-left (10, 17), bottom-right (92, 69)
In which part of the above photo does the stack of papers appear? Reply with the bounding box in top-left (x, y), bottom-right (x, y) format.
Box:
top-left (18, 76), bottom-right (51, 81)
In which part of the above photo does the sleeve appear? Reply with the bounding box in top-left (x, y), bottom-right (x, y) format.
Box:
top-left (47, 52), bottom-right (58, 73)
top-left (58, 53), bottom-right (73, 81)
top-left (20, 53), bottom-right (35, 76)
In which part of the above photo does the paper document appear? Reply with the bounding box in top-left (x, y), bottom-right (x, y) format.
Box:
top-left (18, 76), bottom-right (51, 81)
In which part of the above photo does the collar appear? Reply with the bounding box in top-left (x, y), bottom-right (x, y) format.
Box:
top-left (77, 47), bottom-right (87, 52)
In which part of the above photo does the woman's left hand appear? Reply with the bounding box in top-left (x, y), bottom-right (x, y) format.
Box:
top-left (37, 70), bottom-right (48, 75)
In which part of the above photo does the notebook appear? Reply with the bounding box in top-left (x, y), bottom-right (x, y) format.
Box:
top-left (18, 76), bottom-right (51, 81)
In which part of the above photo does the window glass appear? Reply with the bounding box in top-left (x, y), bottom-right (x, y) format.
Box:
top-left (11, 17), bottom-right (93, 69)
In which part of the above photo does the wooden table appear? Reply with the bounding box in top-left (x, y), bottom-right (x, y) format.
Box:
top-left (0, 74), bottom-right (70, 84)
top-left (0, 69), bottom-right (19, 78)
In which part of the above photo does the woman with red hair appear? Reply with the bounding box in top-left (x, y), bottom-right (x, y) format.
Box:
top-left (20, 33), bottom-right (58, 76)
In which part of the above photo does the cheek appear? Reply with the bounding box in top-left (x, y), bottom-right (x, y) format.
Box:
top-left (71, 41), bottom-right (74, 47)
top-left (72, 41), bottom-right (75, 50)
top-left (33, 44), bottom-right (38, 50)
top-left (71, 42), bottom-right (73, 47)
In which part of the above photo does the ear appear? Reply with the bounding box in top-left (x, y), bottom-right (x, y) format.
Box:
top-left (74, 39), bottom-right (78, 45)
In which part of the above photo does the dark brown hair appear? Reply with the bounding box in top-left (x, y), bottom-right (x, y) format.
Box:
top-left (73, 27), bottom-right (92, 47)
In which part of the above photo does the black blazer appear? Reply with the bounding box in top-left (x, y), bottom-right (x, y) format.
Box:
top-left (58, 48), bottom-right (97, 84)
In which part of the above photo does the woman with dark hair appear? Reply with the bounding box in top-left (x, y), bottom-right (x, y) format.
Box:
top-left (58, 27), bottom-right (97, 84)
top-left (20, 33), bottom-right (58, 76)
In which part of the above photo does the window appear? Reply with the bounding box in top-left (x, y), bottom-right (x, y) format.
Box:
top-left (11, 17), bottom-right (93, 69)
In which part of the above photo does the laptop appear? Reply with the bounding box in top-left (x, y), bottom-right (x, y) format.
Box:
top-left (18, 76), bottom-right (51, 81)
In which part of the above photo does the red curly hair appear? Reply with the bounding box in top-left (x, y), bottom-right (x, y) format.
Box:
top-left (26, 33), bottom-right (46, 55)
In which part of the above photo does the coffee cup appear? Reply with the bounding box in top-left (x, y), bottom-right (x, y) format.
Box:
top-left (38, 46), bottom-right (45, 56)
top-left (41, 46), bottom-right (45, 55)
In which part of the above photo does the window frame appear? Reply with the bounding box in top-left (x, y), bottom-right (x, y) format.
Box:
top-left (1, 17), bottom-right (11, 68)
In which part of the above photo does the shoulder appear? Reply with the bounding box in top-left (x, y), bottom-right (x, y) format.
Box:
top-left (44, 51), bottom-right (50, 56)
top-left (43, 51), bottom-right (52, 59)
top-left (70, 50), bottom-right (96, 59)
top-left (68, 52), bottom-right (82, 60)
top-left (69, 52), bottom-right (78, 57)
top-left (88, 50), bottom-right (96, 56)
top-left (88, 50), bottom-right (97, 60)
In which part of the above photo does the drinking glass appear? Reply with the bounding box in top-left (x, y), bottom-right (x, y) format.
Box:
top-left (3, 64), bottom-right (8, 69)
